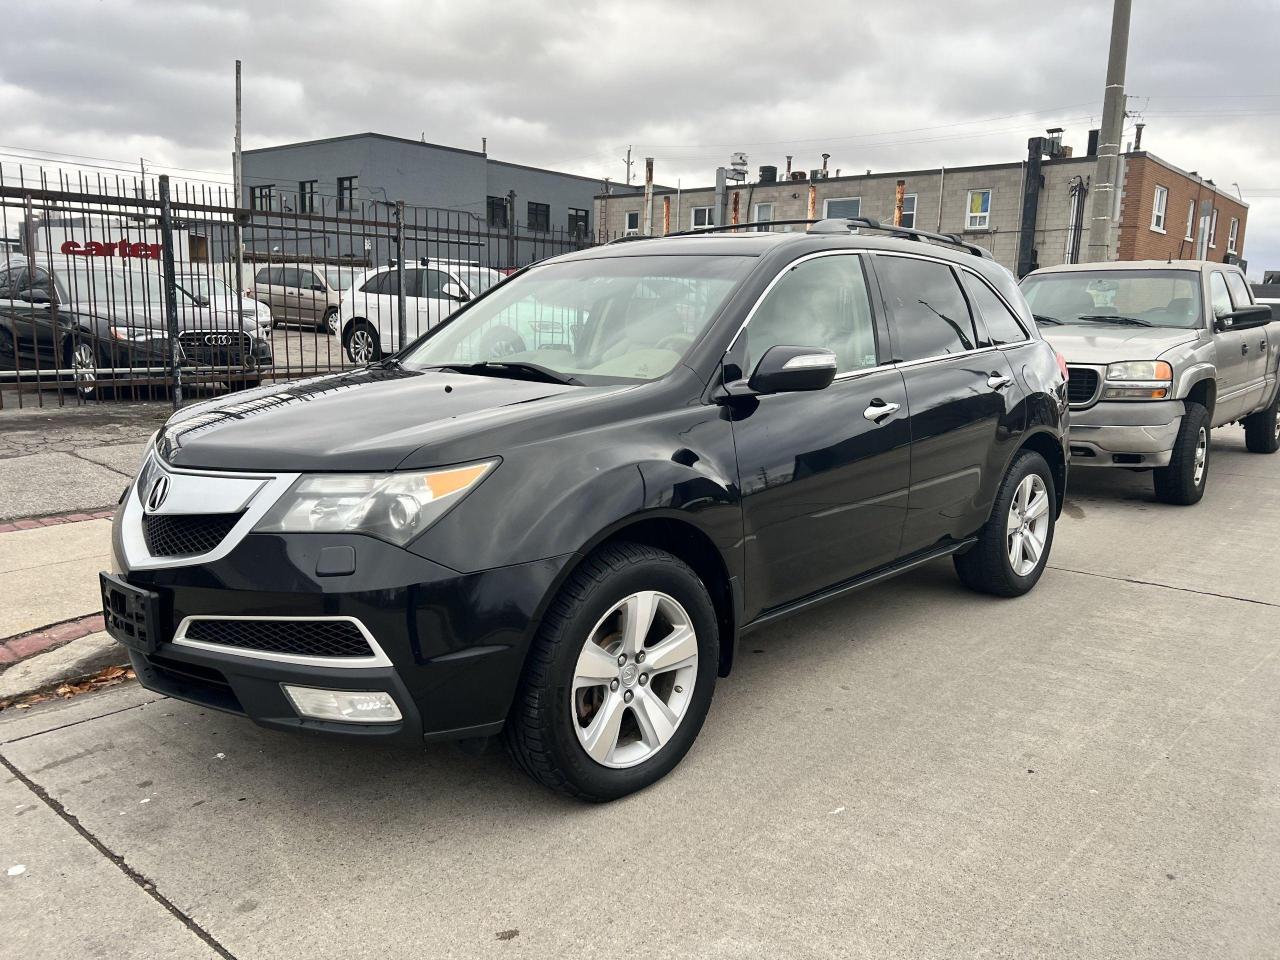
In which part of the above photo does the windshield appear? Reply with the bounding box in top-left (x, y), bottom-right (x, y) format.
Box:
top-left (401, 255), bottom-right (753, 384)
top-left (323, 267), bottom-right (358, 291)
top-left (1020, 270), bottom-right (1202, 329)
top-left (455, 267), bottom-right (502, 295)
top-left (60, 262), bottom-right (168, 306)
top-left (177, 274), bottom-right (237, 307)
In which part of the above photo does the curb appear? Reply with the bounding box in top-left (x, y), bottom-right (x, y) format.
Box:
top-left (0, 632), bottom-right (130, 704)
top-left (0, 508), bottom-right (116, 534)
top-left (0, 615), bottom-right (107, 666)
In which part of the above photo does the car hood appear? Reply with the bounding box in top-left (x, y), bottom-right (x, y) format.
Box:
top-left (157, 366), bottom-right (630, 472)
top-left (1039, 325), bottom-right (1202, 364)
top-left (81, 300), bottom-right (257, 333)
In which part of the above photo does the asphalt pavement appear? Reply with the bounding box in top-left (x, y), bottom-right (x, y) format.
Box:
top-left (1, 425), bottom-right (1278, 959)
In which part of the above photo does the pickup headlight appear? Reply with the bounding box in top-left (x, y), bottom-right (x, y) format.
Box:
top-left (254, 460), bottom-right (497, 545)
top-left (1104, 360), bottom-right (1172, 400)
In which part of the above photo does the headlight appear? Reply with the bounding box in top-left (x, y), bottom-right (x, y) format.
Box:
top-left (110, 326), bottom-right (166, 342)
top-left (254, 460), bottom-right (497, 545)
top-left (1104, 360), bottom-right (1172, 400)
top-left (134, 444), bottom-right (160, 505)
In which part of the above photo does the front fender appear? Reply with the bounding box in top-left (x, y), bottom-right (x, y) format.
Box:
top-left (1174, 361), bottom-right (1216, 401)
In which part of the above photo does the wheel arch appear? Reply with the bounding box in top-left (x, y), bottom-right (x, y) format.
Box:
top-left (1012, 428), bottom-right (1067, 518)
top-left (1183, 374), bottom-right (1216, 420)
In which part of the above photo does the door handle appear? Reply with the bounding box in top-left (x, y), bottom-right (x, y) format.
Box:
top-left (987, 373), bottom-right (1014, 389)
top-left (863, 399), bottom-right (900, 423)
top-left (1242, 343), bottom-right (1249, 356)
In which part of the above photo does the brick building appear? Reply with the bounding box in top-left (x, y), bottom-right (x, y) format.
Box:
top-left (595, 137), bottom-right (1247, 276)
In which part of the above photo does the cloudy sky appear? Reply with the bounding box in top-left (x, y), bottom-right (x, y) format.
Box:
top-left (3, 0), bottom-right (1279, 275)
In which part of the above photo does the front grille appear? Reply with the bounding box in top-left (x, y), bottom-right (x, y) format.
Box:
top-left (179, 331), bottom-right (252, 367)
top-left (182, 618), bottom-right (375, 659)
top-left (143, 513), bottom-right (241, 557)
top-left (1066, 366), bottom-right (1101, 406)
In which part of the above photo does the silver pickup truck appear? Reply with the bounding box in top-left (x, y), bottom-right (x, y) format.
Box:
top-left (1020, 260), bottom-right (1278, 505)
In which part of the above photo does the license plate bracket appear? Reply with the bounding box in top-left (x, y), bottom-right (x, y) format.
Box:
top-left (99, 572), bottom-right (162, 655)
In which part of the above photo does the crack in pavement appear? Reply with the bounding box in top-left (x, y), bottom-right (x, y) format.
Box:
top-left (0, 749), bottom-right (238, 959)
top-left (0, 693), bottom-right (163, 746)
top-left (1047, 563), bottom-right (1280, 609)
top-left (66, 448), bottom-right (138, 480)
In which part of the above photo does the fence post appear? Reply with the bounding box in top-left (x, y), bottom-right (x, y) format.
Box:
top-left (394, 200), bottom-right (406, 352)
top-left (158, 175), bottom-right (182, 409)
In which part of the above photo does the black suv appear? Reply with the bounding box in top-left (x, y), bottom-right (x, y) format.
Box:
top-left (102, 219), bottom-right (1068, 800)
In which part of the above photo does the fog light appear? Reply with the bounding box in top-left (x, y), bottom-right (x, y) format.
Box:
top-left (282, 685), bottom-right (402, 724)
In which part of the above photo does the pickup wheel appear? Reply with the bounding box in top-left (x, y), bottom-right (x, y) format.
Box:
top-left (504, 542), bottom-right (718, 802)
top-left (954, 449), bottom-right (1056, 598)
top-left (1242, 389), bottom-right (1280, 454)
top-left (1153, 401), bottom-right (1210, 505)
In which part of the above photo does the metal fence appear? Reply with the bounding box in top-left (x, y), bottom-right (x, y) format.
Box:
top-left (0, 166), bottom-right (603, 408)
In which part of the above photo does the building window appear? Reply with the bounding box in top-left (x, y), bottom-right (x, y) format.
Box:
top-left (690, 206), bottom-right (714, 229)
top-left (249, 185), bottom-right (274, 210)
top-left (1150, 185), bottom-right (1168, 233)
top-left (337, 176), bottom-right (357, 212)
top-left (624, 210), bottom-right (640, 234)
top-left (966, 189), bottom-right (992, 230)
top-left (1228, 216), bottom-right (1240, 254)
top-left (1208, 207), bottom-right (1218, 248)
top-left (1185, 200), bottom-right (1196, 241)
top-left (487, 196), bottom-right (509, 229)
top-left (298, 180), bottom-right (317, 214)
top-left (753, 202), bottom-right (774, 230)
top-left (900, 193), bottom-right (917, 229)
top-left (527, 201), bottom-right (550, 233)
top-left (824, 197), bottom-right (861, 219)
top-left (567, 207), bottom-right (590, 238)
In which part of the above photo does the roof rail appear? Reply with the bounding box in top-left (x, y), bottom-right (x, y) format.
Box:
top-left (666, 218), bottom-right (821, 237)
top-left (808, 217), bottom-right (993, 259)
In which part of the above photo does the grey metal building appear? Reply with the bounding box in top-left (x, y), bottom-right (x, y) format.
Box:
top-left (239, 133), bottom-right (636, 268)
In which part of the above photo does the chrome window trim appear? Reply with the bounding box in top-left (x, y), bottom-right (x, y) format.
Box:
top-left (894, 346), bottom-right (998, 371)
top-left (870, 250), bottom-right (997, 361)
top-left (171, 615), bottom-right (392, 669)
top-left (121, 452), bottom-right (300, 571)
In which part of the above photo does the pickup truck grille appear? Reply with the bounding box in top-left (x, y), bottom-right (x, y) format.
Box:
top-left (1066, 366), bottom-right (1102, 408)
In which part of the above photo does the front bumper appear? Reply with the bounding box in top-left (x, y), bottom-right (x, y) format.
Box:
top-left (1067, 399), bottom-right (1184, 467)
top-left (109, 514), bottom-right (570, 743)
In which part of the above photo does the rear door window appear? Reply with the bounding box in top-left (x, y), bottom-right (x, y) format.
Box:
top-left (875, 256), bottom-right (977, 361)
top-left (961, 272), bottom-right (1028, 346)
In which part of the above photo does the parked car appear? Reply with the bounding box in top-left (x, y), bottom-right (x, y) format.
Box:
top-left (0, 258), bottom-right (273, 398)
top-left (176, 271), bottom-right (272, 339)
top-left (102, 219), bottom-right (1067, 800)
top-left (1021, 260), bottom-right (1278, 505)
top-left (338, 260), bottom-right (503, 363)
top-left (248, 263), bottom-right (358, 334)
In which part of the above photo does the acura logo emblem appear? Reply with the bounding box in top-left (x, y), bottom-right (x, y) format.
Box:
top-left (147, 474), bottom-right (170, 512)
top-left (203, 334), bottom-right (234, 346)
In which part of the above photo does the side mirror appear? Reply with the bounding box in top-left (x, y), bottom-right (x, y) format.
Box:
top-left (310, 283), bottom-right (326, 293)
top-left (18, 289), bottom-right (50, 305)
top-left (195, 295), bottom-right (211, 307)
top-left (442, 281), bottom-right (470, 302)
top-left (747, 345), bottom-right (838, 395)
top-left (1216, 303), bottom-right (1272, 332)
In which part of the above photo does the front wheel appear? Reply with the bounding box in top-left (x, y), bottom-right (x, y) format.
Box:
top-left (954, 449), bottom-right (1056, 597)
top-left (320, 307), bottom-right (340, 335)
top-left (1153, 402), bottom-right (1210, 504)
top-left (343, 321), bottom-right (382, 364)
top-left (67, 340), bottom-right (106, 400)
top-left (1243, 389), bottom-right (1280, 454)
top-left (504, 542), bottom-right (719, 802)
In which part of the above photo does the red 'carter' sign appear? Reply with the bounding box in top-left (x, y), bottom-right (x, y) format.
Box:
top-left (60, 240), bottom-right (163, 260)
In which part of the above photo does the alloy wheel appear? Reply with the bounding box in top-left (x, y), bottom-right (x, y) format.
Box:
top-left (348, 328), bottom-right (376, 363)
top-left (72, 342), bottom-right (97, 397)
top-left (1006, 473), bottom-right (1050, 577)
top-left (1193, 427), bottom-right (1208, 486)
top-left (326, 311), bottom-right (339, 336)
top-left (571, 591), bottom-right (699, 769)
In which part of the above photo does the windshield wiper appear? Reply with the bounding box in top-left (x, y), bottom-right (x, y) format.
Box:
top-left (1032, 313), bottom-right (1063, 326)
top-left (1076, 314), bottom-right (1155, 327)
top-left (429, 361), bottom-right (582, 386)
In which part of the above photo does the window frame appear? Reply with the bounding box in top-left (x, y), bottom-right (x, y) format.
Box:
top-left (1151, 185), bottom-right (1168, 233)
top-left (1228, 216), bottom-right (1240, 254)
top-left (725, 250), bottom-right (889, 381)
top-left (753, 202), bottom-right (774, 230)
top-left (567, 207), bottom-right (590, 237)
top-left (1208, 207), bottom-right (1218, 248)
top-left (298, 180), bottom-right (317, 214)
top-left (527, 201), bottom-right (551, 233)
top-left (1225, 270), bottom-right (1252, 309)
top-left (624, 210), bottom-right (640, 234)
top-left (1209, 271), bottom-right (1232, 318)
top-left (965, 189), bottom-right (992, 230)
top-left (337, 175), bottom-right (358, 212)
top-left (823, 197), bottom-right (861, 220)
top-left (1185, 199), bottom-right (1197, 241)
top-left (899, 193), bottom-right (918, 229)
top-left (486, 196), bottom-right (509, 229)
top-left (959, 268), bottom-right (1031, 347)
top-left (690, 206), bottom-right (714, 229)
top-left (249, 184), bottom-right (274, 211)
top-left (873, 251), bottom-right (990, 365)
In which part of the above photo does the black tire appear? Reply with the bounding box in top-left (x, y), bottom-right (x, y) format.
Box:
top-left (343, 320), bottom-right (382, 364)
top-left (504, 542), bottom-right (719, 802)
top-left (319, 307), bottom-right (339, 335)
top-left (954, 449), bottom-right (1056, 598)
top-left (66, 339), bottom-right (111, 401)
top-left (1153, 402), bottom-right (1210, 504)
top-left (1243, 389), bottom-right (1280, 454)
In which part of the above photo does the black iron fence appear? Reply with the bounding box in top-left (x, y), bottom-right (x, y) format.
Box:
top-left (0, 167), bottom-right (604, 408)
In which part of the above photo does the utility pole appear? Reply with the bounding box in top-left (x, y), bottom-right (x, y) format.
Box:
top-left (1086, 0), bottom-right (1131, 263)
top-left (624, 146), bottom-right (632, 186)
top-left (233, 59), bottom-right (245, 321)
top-left (642, 157), bottom-right (654, 235)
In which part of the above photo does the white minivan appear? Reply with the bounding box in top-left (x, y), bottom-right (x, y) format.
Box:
top-left (339, 260), bottom-right (503, 363)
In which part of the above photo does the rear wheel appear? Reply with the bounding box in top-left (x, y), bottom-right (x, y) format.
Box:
top-left (1153, 402), bottom-right (1209, 504)
top-left (343, 321), bottom-right (382, 364)
top-left (505, 542), bottom-right (718, 802)
top-left (954, 449), bottom-right (1056, 597)
top-left (320, 307), bottom-right (339, 335)
top-left (1243, 390), bottom-right (1280, 454)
